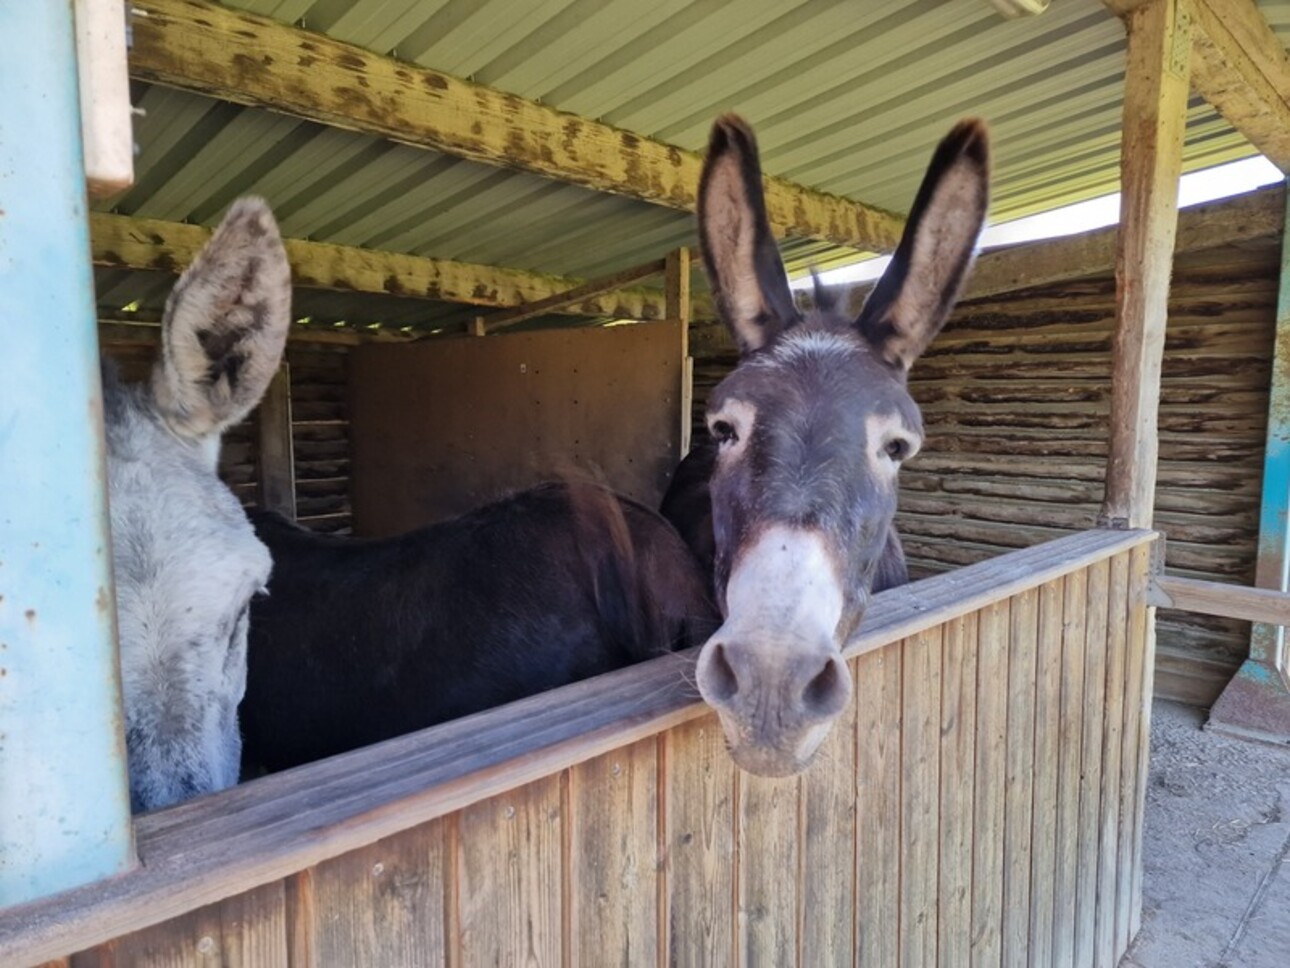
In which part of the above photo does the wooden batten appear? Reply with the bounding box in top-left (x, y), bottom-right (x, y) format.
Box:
top-left (665, 247), bottom-right (694, 457)
top-left (1100, 0), bottom-right (1193, 529)
top-left (256, 365), bottom-right (297, 520)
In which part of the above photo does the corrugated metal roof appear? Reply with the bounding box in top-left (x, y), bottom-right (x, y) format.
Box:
top-left (95, 0), bottom-right (1290, 330)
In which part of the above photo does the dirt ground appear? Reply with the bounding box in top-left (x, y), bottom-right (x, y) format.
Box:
top-left (1122, 700), bottom-right (1290, 967)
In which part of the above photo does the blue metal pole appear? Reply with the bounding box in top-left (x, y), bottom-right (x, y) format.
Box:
top-left (0, 2), bottom-right (135, 904)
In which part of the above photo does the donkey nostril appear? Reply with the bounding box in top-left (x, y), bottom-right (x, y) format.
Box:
top-left (802, 655), bottom-right (850, 718)
top-left (702, 641), bottom-right (740, 703)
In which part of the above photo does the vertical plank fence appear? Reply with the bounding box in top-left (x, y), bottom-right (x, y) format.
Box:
top-left (2, 528), bottom-right (1157, 967)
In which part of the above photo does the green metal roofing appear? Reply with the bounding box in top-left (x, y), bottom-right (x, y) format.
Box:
top-left (95, 0), bottom-right (1290, 330)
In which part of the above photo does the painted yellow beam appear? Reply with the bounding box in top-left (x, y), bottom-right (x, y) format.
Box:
top-left (90, 211), bottom-right (684, 321)
top-left (129, 0), bottom-right (905, 252)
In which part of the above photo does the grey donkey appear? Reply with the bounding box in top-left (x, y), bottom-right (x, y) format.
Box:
top-left (103, 198), bottom-right (290, 811)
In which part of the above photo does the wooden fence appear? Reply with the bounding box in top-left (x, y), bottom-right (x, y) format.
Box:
top-left (3, 527), bottom-right (1156, 967)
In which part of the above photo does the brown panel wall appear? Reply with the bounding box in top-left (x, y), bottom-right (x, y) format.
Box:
top-left (348, 322), bottom-right (682, 537)
top-left (691, 241), bottom-right (1279, 706)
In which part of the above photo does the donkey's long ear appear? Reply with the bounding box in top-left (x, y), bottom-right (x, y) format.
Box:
top-left (856, 119), bottom-right (990, 371)
top-left (699, 115), bottom-right (800, 356)
top-left (152, 197), bottom-right (292, 440)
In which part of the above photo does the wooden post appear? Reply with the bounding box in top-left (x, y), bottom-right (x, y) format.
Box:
top-left (468, 317), bottom-right (487, 337)
top-left (257, 363), bottom-right (297, 519)
top-left (1099, 0), bottom-right (1192, 529)
top-left (666, 247), bottom-right (693, 456)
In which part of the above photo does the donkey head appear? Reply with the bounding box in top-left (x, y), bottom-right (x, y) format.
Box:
top-left (694, 116), bottom-right (989, 776)
top-left (104, 198), bottom-right (291, 811)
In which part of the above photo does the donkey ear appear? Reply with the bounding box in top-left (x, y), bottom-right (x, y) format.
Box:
top-left (698, 115), bottom-right (800, 356)
top-left (856, 119), bottom-right (990, 371)
top-left (152, 197), bottom-right (292, 440)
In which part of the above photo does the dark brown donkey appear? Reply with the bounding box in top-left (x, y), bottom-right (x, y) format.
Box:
top-left (678, 115), bottom-right (990, 777)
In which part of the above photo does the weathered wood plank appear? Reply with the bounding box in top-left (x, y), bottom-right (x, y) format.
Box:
top-left (1150, 574), bottom-right (1290, 624)
top-left (256, 364), bottom-right (296, 519)
top-left (1075, 558), bottom-right (1112, 967)
top-left (307, 823), bottom-right (447, 968)
top-left (568, 739), bottom-right (658, 967)
top-left (1028, 577), bottom-right (1067, 967)
top-left (1053, 567), bottom-right (1089, 968)
top-left (800, 665), bottom-right (858, 967)
top-left (1189, 0), bottom-right (1290, 172)
top-left (1001, 588), bottom-right (1039, 966)
top-left (456, 776), bottom-right (561, 968)
top-left (937, 611), bottom-right (978, 968)
top-left (90, 212), bottom-right (677, 322)
top-left (665, 716), bottom-right (735, 968)
top-left (1128, 545), bottom-right (1158, 940)
top-left (78, 881), bottom-right (287, 967)
top-left (1117, 546), bottom-right (1151, 954)
top-left (129, 0), bottom-right (904, 252)
top-left (1096, 553), bottom-right (1132, 967)
top-left (1100, 0), bottom-right (1193, 528)
top-left (855, 647), bottom-right (902, 968)
top-left (900, 626), bottom-right (943, 968)
top-left (970, 599), bottom-right (1011, 968)
top-left (737, 771), bottom-right (799, 967)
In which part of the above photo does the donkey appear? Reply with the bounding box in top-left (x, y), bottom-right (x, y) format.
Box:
top-left (688, 115), bottom-right (989, 777)
top-left (239, 482), bottom-right (717, 774)
top-left (104, 198), bottom-right (291, 811)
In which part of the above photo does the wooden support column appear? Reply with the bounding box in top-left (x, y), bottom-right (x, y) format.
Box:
top-left (1099, 0), bottom-right (1193, 530)
top-left (1208, 179), bottom-right (1290, 744)
top-left (666, 247), bottom-right (693, 457)
top-left (256, 364), bottom-right (296, 520)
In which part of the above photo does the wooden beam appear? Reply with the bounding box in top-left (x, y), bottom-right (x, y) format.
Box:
top-left (1150, 575), bottom-right (1290, 626)
top-left (97, 320), bottom-right (411, 346)
top-left (1100, 0), bottom-right (1193, 530)
top-left (90, 211), bottom-right (681, 321)
top-left (1189, 0), bottom-right (1290, 172)
top-left (256, 364), bottom-right (296, 519)
top-left (473, 259), bottom-right (667, 334)
top-left (1107, 0), bottom-right (1290, 171)
top-left (964, 183), bottom-right (1283, 300)
top-left (129, 0), bottom-right (904, 252)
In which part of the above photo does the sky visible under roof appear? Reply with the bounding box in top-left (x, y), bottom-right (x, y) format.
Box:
top-left (791, 154), bottom-right (1285, 290)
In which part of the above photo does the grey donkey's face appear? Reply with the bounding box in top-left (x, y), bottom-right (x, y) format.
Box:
top-left (693, 115), bottom-right (990, 777)
top-left (103, 198), bottom-right (291, 812)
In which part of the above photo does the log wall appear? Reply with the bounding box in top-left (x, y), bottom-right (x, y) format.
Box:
top-left (693, 240), bottom-right (1278, 706)
top-left (2, 528), bottom-right (1156, 967)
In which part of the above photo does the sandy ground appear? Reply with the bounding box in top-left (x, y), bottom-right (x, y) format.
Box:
top-left (1122, 700), bottom-right (1290, 967)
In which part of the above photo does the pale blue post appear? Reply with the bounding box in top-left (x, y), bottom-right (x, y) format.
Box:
top-left (1208, 179), bottom-right (1290, 744)
top-left (0, 3), bottom-right (136, 903)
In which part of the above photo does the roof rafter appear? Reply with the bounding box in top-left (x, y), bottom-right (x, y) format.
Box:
top-left (1105, 0), bottom-right (1290, 171)
top-left (128, 0), bottom-right (905, 252)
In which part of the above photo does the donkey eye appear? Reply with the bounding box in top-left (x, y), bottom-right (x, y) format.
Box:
top-left (884, 439), bottom-right (910, 462)
top-left (712, 420), bottom-right (738, 445)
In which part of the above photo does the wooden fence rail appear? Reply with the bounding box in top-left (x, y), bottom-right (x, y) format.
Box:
top-left (1, 527), bottom-right (1157, 967)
